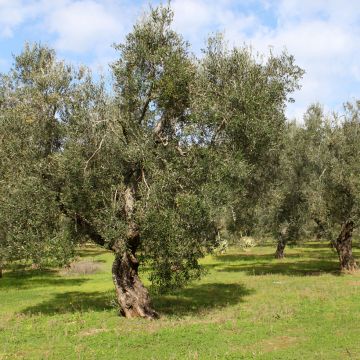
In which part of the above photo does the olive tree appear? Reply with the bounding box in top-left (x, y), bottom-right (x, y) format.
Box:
top-left (0, 6), bottom-right (303, 316)
top-left (316, 102), bottom-right (360, 271)
top-left (61, 6), bottom-right (303, 317)
top-left (292, 103), bottom-right (360, 271)
top-left (266, 102), bottom-right (360, 270)
top-left (262, 105), bottom-right (326, 258)
top-left (0, 44), bottom-right (88, 275)
top-left (60, 7), bottom-right (220, 318)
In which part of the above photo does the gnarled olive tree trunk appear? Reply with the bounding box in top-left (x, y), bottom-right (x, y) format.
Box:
top-left (112, 250), bottom-right (158, 319)
top-left (0, 259), bottom-right (3, 278)
top-left (275, 239), bottom-right (286, 259)
top-left (275, 226), bottom-right (288, 259)
top-left (111, 175), bottom-right (158, 319)
top-left (334, 220), bottom-right (358, 272)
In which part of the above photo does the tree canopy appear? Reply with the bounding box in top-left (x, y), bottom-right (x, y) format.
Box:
top-left (0, 5), bottom-right (305, 316)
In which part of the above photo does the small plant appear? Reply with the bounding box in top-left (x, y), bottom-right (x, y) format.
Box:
top-left (239, 236), bottom-right (257, 249)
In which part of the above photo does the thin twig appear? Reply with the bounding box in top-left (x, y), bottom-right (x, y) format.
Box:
top-left (141, 167), bottom-right (151, 200)
top-left (84, 136), bottom-right (106, 172)
top-left (319, 168), bottom-right (327, 180)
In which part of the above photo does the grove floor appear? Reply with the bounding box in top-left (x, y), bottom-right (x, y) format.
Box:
top-left (1, 242), bottom-right (360, 359)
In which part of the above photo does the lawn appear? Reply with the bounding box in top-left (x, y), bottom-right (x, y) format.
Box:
top-left (1, 242), bottom-right (360, 360)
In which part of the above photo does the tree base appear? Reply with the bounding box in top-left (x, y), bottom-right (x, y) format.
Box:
top-left (335, 221), bottom-right (358, 273)
top-left (112, 252), bottom-right (158, 319)
top-left (275, 240), bottom-right (286, 259)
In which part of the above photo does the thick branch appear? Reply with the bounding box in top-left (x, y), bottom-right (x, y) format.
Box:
top-left (73, 212), bottom-right (106, 247)
top-left (59, 202), bottom-right (106, 247)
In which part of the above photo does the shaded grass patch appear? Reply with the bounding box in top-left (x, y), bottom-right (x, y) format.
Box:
top-left (153, 282), bottom-right (253, 317)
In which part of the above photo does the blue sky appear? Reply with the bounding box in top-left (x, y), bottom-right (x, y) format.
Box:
top-left (1, 0), bottom-right (360, 120)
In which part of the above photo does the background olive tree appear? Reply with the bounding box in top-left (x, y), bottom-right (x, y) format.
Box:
top-left (0, 44), bottom-right (91, 276)
top-left (315, 102), bottom-right (360, 271)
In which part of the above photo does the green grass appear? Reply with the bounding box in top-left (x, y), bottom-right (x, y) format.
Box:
top-left (1, 242), bottom-right (360, 360)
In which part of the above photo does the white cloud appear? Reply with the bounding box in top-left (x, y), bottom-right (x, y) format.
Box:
top-left (0, 0), bottom-right (29, 37)
top-left (252, 1), bottom-right (360, 118)
top-left (45, 1), bottom-right (127, 54)
top-left (170, 0), bottom-right (360, 119)
top-left (0, 0), bottom-right (140, 71)
top-left (0, 0), bottom-right (359, 120)
top-left (171, 0), bottom-right (260, 51)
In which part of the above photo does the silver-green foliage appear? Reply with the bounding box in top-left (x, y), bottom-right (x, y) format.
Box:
top-left (0, 6), bottom-right (303, 290)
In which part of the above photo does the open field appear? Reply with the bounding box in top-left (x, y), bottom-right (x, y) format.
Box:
top-left (1, 242), bottom-right (360, 360)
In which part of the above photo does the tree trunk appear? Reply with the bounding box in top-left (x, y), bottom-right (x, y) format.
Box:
top-left (112, 251), bottom-right (158, 319)
top-left (111, 169), bottom-right (158, 319)
top-left (314, 218), bottom-right (326, 240)
top-left (275, 238), bottom-right (286, 259)
top-left (334, 220), bottom-right (358, 272)
top-left (0, 266), bottom-right (2, 278)
top-left (275, 226), bottom-right (288, 259)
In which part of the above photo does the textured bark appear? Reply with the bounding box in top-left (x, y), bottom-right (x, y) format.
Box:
top-left (275, 239), bottom-right (286, 259)
top-left (334, 220), bottom-right (358, 272)
top-left (275, 226), bottom-right (288, 259)
top-left (111, 169), bottom-right (158, 319)
top-left (314, 218), bottom-right (326, 240)
top-left (112, 251), bottom-right (158, 319)
top-left (0, 266), bottom-right (2, 278)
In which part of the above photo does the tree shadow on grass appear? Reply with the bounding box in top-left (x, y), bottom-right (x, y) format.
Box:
top-left (21, 283), bottom-right (253, 317)
top-left (217, 258), bottom-right (340, 276)
top-left (213, 242), bottom-right (342, 276)
top-left (76, 248), bottom-right (111, 258)
top-left (21, 290), bottom-right (114, 315)
top-left (215, 246), bottom-right (336, 264)
top-left (301, 242), bottom-right (332, 249)
top-left (0, 269), bottom-right (89, 290)
top-left (215, 253), bottom-right (279, 262)
top-left (153, 282), bottom-right (253, 317)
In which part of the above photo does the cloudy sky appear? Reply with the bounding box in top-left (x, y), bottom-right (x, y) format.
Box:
top-left (0, 0), bottom-right (359, 120)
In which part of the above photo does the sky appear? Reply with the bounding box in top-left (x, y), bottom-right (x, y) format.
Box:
top-left (0, 0), bottom-right (359, 121)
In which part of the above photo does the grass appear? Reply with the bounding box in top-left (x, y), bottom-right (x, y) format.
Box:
top-left (1, 242), bottom-right (360, 359)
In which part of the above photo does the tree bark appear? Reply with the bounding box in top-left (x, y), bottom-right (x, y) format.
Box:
top-left (314, 218), bottom-right (326, 240)
top-left (275, 238), bottom-right (286, 259)
top-left (334, 220), bottom-right (358, 272)
top-left (110, 170), bottom-right (158, 319)
top-left (275, 226), bottom-right (288, 259)
top-left (112, 251), bottom-right (158, 319)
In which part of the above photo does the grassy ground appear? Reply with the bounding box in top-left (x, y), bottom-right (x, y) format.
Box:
top-left (1, 242), bottom-right (360, 360)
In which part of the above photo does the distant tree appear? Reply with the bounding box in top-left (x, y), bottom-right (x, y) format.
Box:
top-left (265, 102), bottom-right (360, 270)
top-left (262, 121), bottom-right (308, 259)
top-left (0, 6), bottom-right (303, 316)
top-left (262, 105), bottom-right (327, 258)
top-left (315, 102), bottom-right (360, 271)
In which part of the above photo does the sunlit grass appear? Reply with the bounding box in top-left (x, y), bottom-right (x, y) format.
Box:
top-left (1, 241), bottom-right (359, 359)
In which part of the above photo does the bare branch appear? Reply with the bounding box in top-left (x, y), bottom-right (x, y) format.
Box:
top-left (141, 167), bottom-right (151, 200)
top-left (84, 136), bottom-right (106, 172)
